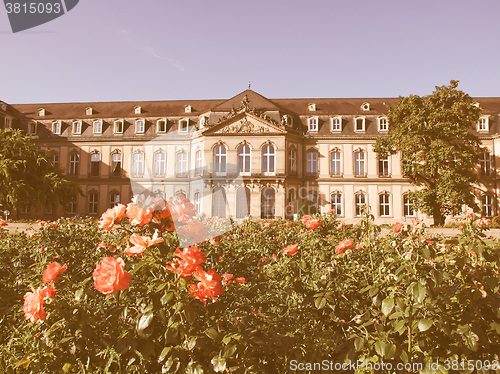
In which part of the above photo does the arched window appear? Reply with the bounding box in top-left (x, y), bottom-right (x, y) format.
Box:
top-left (90, 152), bottom-right (101, 177)
top-left (331, 192), bottom-right (342, 216)
top-left (212, 188), bottom-right (227, 218)
top-left (236, 186), bottom-right (250, 218)
top-left (154, 151), bottom-right (166, 177)
top-left (262, 144), bottom-right (275, 176)
top-left (238, 145), bottom-right (251, 175)
top-left (213, 145), bottom-right (227, 176)
top-left (355, 192), bottom-right (366, 217)
top-left (69, 152), bottom-right (80, 176)
top-left (261, 187), bottom-right (275, 219)
top-left (379, 193), bottom-right (391, 217)
top-left (132, 150), bottom-right (144, 177)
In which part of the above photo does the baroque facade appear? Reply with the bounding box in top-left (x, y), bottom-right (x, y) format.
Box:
top-left (0, 89), bottom-right (498, 223)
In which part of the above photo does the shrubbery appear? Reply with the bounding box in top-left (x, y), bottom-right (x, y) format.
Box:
top-left (0, 200), bottom-right (499, 373)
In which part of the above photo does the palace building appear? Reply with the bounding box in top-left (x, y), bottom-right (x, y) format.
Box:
top-left (0, 89), bottom-right (498, 223)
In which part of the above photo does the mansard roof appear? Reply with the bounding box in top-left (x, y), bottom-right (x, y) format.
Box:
top-left (8, 91), bottom-right (500, 121)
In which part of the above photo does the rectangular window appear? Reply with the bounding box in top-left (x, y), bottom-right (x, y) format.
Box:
top-left (354, 151), bottom-right (366, 177)
top-left (179, 119), bottom-right (188, 132)
top-left (308, 118), bottom-right (318, 131)
top-left (481, 152), bottom-right (492, 176)
top-left (482, 195), bottom-right (494, 217)
top-left (478, 117), bottom-right (489, 131)
top-left (331, 193), bottom-right (342, 216)
top-left (355, 117), bottom-right (365, 131)
top-left (69, 153), bottom-right (79, 176)
top-left (72, 121), bottom-right (81, 135)
top-left (65, 195), bottom-right (77, 214)
top-left (157, 119), bottom-right (167, 133)
top-left (114, 120), bottom-right (124, 134)
top-left (28, 122), bottom-right (37, 134)
top-left (331, 117), bottom-right (341, 131)
top-left (378, 156), bottom-right (390, 177)
top-left (330, 151), bottom-right (341, 176)
top-left (132, 152), bottom-right (144, 177)
top-left (93, 120), bottom-right (102, 134)
top-left (90, 153), bottom-right (100, 177)
top-left (136, 120), bottom-right (145, 134)
top-left (195, 150), bottom-right (202, 176)
top-left (154, 152), bottom-right (166, 176)
top-left (52, 121), bottom-right (61, 135)
top-left (355, 193), bottom-right (366, 216)
top-left (379, 194), bottom-right (390, 216)
top-left (112, 153), bottom-right (122, 177)
top-left (289, 149), bottom-right (297, 174)
top-left (378, 117), bottom-right (388, 131)
top-left (88, 193), bottom-right (98, 214)
top-left (5, 118), bottom-right (12, 129)
top-left (177, 152), bottom-right (188, 177)
top-left (404, 195), bottom-right (416, 217)
top-left (306, 152), bottom-right (318, 176)
top-left (110, 192), bottom-right (120, 208)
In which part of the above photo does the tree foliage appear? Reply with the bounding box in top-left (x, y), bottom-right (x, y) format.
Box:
top-left (0, 129), bottom-right (78, 213)
top-left (373, 80), bottom-right (483, 226)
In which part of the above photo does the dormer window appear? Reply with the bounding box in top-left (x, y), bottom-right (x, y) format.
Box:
top-left (354, 117), bottom-right (366, 131)
top-left (184, 105), bottom-right (192, 113)
top-left (478, 117), bottom-right (489, 132)
top-left (135, 119), bottom-right (145, 134)
top-left (28, 122), bottom-right (37, 135)
top-left (52, 121), bottom-right (62, 135)
top-left (86, 107), bottom-right (93, 116)
top-left (38, 108), bottom-right (45, 117)
top-left (378, 116), bottom-right (388, 131)
top-left (361, 102), bottom-right (370, 111)
top-left (93, 120), bottom-right (102, 134)
top-left (157, 118), bottom-right (167, 133)
top-left (134, 106), bottom-right (142, 114)
top-left (308, 103), bottom-right (316, 112)
top-left (114, 120), bottom-right (124, 134)
top-left (72, 121), bottom-right (81, 135)
top-left (179, 119), bottom-right (189, 132)
top-left (308, 117), bottom-right (318, 132)
top-left (331, 116), bottom-right (342, 131)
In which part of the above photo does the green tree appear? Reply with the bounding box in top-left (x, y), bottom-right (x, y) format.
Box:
top-left (0, 129), bottom-right (78, 215)
top-left (373, 80), bottom-right (483, 226)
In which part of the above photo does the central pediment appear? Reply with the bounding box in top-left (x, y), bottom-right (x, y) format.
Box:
top-left (203, 112), bottom-right (287, 135)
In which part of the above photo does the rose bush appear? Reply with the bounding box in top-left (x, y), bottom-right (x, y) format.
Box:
top-left (0, 203), bottom-right (499, 373)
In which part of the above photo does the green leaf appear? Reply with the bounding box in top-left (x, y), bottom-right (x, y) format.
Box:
top-left (418, 318), bottom-right (433, 332)
top-left (205, 328), bottom-right (219, 341)
top-left (314, 297), bottom-right (326, 309)
top-left (184, 304), bottom-right (195, 324)
top-left (354, 337), bottom-right (364, 352)
top-left (75, 289), bottom-right (84, 302)
top-left (159, 347), bottom-right (171, 361)
top-left (375, 341), bottom-right (386, 357)
top-left (161, 291), bottom-right (174, 305)
top-left (393, 320), bottom-right (406, 334)
top-left (136, 311), bottom-right (154, 337)
top-left (13, 358), bottom-right (31, 369)
top-left (368, 287), bottom-right (379, 297)
top-left (211, 357), bottom-right (226, 372)
top-left (381, 297), bottom-right (394, 316)
top-left (384, 343), bottom-right (396, 359)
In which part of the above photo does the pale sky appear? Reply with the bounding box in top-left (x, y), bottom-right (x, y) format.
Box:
top-left (1, 0), bottom-right (500, 104)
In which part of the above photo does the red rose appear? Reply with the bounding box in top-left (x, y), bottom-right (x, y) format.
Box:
top-left (93, 257), bottom-right (131, 295)
top-left (282, 244), bottom-right (299, 256)
top-left (305, 219), bottom-right (322, 229)
top-left (166, 246), bottom-right (207, 279)
top-left (23, 286), bottom-right (56, 323)
top-left (42, 262), bottom-right (68, 283)
top-left (394, 222), bottom-right (404, 234)
top-left (188, 268), bottom-right (224, 304)
top-left (300, 215), bottom-right (311, 224)
top-left (335, 239), bottom-right (354, 254)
